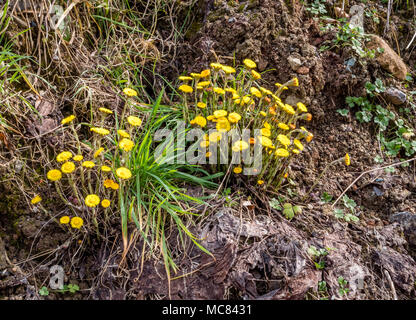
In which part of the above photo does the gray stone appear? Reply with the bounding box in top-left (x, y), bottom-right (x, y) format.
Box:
top-left (390, 212), bottom-right (416, 247)
top-left (349, 5), bottom-right (364, 31)
top-left (384, 87), bottom-right (407, 106)
top-left (287, 56), bottom-right (302, 71)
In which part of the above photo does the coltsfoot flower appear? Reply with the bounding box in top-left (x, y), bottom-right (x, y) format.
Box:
top-left (198, 81), bottom-right (210, 87)
top-left (293, 139), bottom-right (304, 151)
top-left (251, 70), bottom-right (261, 80)
top-left (278, 123), bottom-right (289, 130)
top-left (216, 118), bottom-right (231, 132)
top-left (213, 110), bottom-right (227, 118)
top-left (277, 134), bottom-right (291, 147)
top-left (56, 151), bottom-right (72, 162)
top-left (31, 195), bottom-right (42, 205)
top-left (233, 167), bottom-right (243, 174)
top-left (178, 84), bottom-right (193, 93)
top-left (296, 102), bottom-right (308, 113)
top-left (73, 155), bottom-right (83, 162)
top-left (221, 65), bottom-right (236, 74)
top-left (119, 138), bottom-right (135, 152)
top-left (197, 102), bottom-right (207, 109)
top-left (200, 69), bottom-right (211, 77)
top-left (261, 128), bottom-right (271, 137)
top-left (99, 107), bottom-right (113, 114)
top-left (60, 216), bottom-right (70, 224)
top-left (127, 116), bottom-right (142, 127)
top-left (117, 129), bottom-right (130, 138)
top-left (345, 153), bottom-right (350, 166)
top-left (123, 88), bottom-right (137, 96)
top-left (257, 180), bottom-right (264, 185)
top-left (228, 112), bottom-right (241, 123)
top-left (94, 147), bottom-right (105, 158)
top-left (91, 127), bottom-right (110, 135)
top-left (82, 161), bottom-right (95, 168)
top-left (243, 59), bottom-right (257, 69)
top-left (70, 217), bottom-right (84, 229)
top-left (208, 131), bottom-right (222, 142)
top-left (250, 87), bottom-right (262, 98)
top-left (101, 165), bottom-right (112, 172)
top-left (116, 167), bottom-right (132, 179)
top-left (232, 141), bottom-right (249, 152)
top-left (47, 169), bottom-right (62, 181)
top-left (61, 161), bottom-right (76, 174)
top-left (101, 199), bottom-right (111, 208)
top-left (275, 148), bottom-right (290, 157)
top-left (61, 115), bottom-right (75, 125)
top-left (178, 76), bottom-right (193, 81)
top-left (190, 116), bottom-right (207, 128)
top-left (85, 194), bottom-right (100, 207)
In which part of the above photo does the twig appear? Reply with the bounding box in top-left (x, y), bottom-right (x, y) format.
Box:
top-left (384, 0), bottom-right (392, 36)
top-left (332, 157), bottom-right (416, 207)
top-left (405, 30), bottom-right (416, 50)
top-left (383, 269), bottom-right (398, 300)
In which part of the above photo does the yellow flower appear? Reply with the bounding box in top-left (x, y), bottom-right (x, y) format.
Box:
top-left (288, 77), bottom-right (299, 87)
top-left (214, 110), bottom-right (228, 118)
top-left (119, 138), bottom-right (135, 152)
top-left (200, 69), bottom-right (211, 77)
top-left (221, 65), bottom-right (236, 74)
top-left (47, 169), bottom-right (62, 181)
top-left (206, 152), bottom-right (212, 158)
top-left (306, 133), bottom-right (314, 143)
top-left (264, 122), bottom-right (271, 129)
top-left (209, 131), bottom-right (222, 142)
top-left (200, 140), bottom-right (210, 148)
top-left (275, 148), bottom-right (290, 157)
top-left (123, 88), bottom-right (137, 96)
top-left (82, 161), bottom-right (95, 168)
top-left (275, 83), bottom-right (288, 90)
top-left (296, 102), bottom-right (308, 113)
top-left (73, 155), bottom-right (83, 162)
top-left (94, 147), bottom-right (105, 158)
top-left (198, 81), bottom-right (210, 87)
top-left (213, 87), bottom-right (225, 95)
top-left (278, 123), bottom-right (289, 130)
top-left (178, 84), bottom-right (193, 93)
top-left (110, 182), bottom-right (119, 190)
top-left (70, 217), bottom-right (84, 229)
top-left (101, 165), bottom-right (111, 172)
top-left (260, 111), bottom-right (267, 117)
top-left (228, 112), bottom-right (241, 123)
top-left (258, 136), bottom-right (273, 148)
top-left (117, 129), bottom-right (130, 138)
top-left (293, 139), bottom-right (304, 151)
top-left (99, 107), bottom-right (113, 114)
top-left (260, 87), bottom-right (272, 95)
top-left (257, 180), bottom-right (264, 185)
top-left (178, 76), bottom-right (193, 81)
top-left (207, 115), bottom-right (215, 121)
top-left (104, 179), bottom-right (116, 188)
top-left (210, 62), bottom-right (223, 69)
top-left (243, 59), bottom-right (257, 69)
top-left (61, 161), bottom-right (76, 174)
top-left (216, 118), bottom-right (231, 132)
top-left (61, 115), bottom-right (75, 125)
top-left (191, 116), bottom-right (207, 128)
top-left (225, 88), bottom-right (237, 94)
top-left (261, 128), bottom-right (271, 137)
top-left (197, 102), bottom-right (207, 109)
top-left (56, 151), bottom-right (72, 162)
top-left (60, 216), bottom-right (70, 224)
top-left (292, 149), bottom-right (300, 154)
top-left (31, 195), bottom-right (42, 205)
top-left (232, 141), bottom-right (249, 152)
top-left (241, 96), bottom-right (253, 105)
top-left (250, 87), bottom-right (262, 98)
top-left (101, 199), bottom-right (111, 208)
top-left (277, 134), bottom-right (291, 147)
top-left (127, 116), bottom-right (142, 127)
top-left (116, 167), bottom-right (132, 179)
top-left (251, 70), bottom-right (261, 80)
top-left (345, 153), bottom-right (350, 166)
top-left (283, 104), bottom-right (296, 115)
top-left (190, 72), bottom-right (202, 78)
top-left (85, 194), bottom-right (100, 208)
top-left (233, 166), bottom-right (243, 174)
top-left (91, 127), bottom-right (110, 135)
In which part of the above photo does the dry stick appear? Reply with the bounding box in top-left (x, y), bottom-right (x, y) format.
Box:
top-left (384, 0), bottom-right (392, 36)
top-left (383, 269), bottom-right (398, 300)
top-left (405, 30), bottom-right (416, 50)
top-left (332, 157), bottom-right (416, 208)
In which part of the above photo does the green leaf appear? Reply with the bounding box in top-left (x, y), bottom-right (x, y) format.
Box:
top-left (39, 287), bottom-right (49, 296)
top-left (337, 109), bottom-right (349, 117)
top-left (321, 192), bottom-right (333, 203)
top-left (269, 198), bottom-right (282, 210)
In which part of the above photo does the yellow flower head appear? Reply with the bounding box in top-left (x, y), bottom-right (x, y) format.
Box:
top-left (210, 62), bottom-right (223, 69)
top-left (101, 165), bottom-right (112, 172)
top-left (216, 118), bottom-right (231, 132)
top-left (91, 127), bottom-right (110, 135)
top-left (99, 107), bottom-right (113, 114)
top-left (82, 161), bottom-right (95, 168)
top-left (61, 161), bottom-right (76, 174)
top-left (232, 141), bottom-right (249, 152)
top-left (257, 180), bottom-right (264, 185)
top-left (260, 87), bottom-right (272, 95)
top-left (293, 139), bottom-right (304, 151)
top-left (306, 132), bottom-right (314, 143)
top-left (243, 59), bottom-right (257, 69)
top-left (191, 116), bottom-right (207, 128)
top-left (101, 199), bottom-right (111, 208)
top-left (60, 216), bottom-right (70, 224)
top-left (221, 65), bottom-right (236, 74)
top-left (258, 136), bottom-right (273, 148)
top-left (228, 112), bottom-right (241, 123)
top-left (200, 69), bottom-right (211, 77)
top-left (178, 76), bottom-right (193, 81)
top-left (275, 83), bottom-right (288, 90)
top-left (85, 194), bottom-right (100, 208)
top-left (278, 123), bottom-right (289, 130)
top-left (205, 152), bottom-right (212, 158)
top-left (104, 179), bottom-right (116, 188)
top-left (73, 155), bottom-right (83, 162)
top-left (123, 88), bottom-right (138, 97)
top-left (288, 77), bottom-right (299, 87)
top-left (277, 134), bottom-right (291, 147)
top-left (94, 147), bottom-right (105, 158)
top-left (178, 84), bottom-right (193, 93)
top-left (119, 138), bottom-right (135, 152)
top-left (213, 87), bottom-right (226, 95)
top-left (292, 149), bottom-right (300, 154)
top-left (345, 153), bottom-right (350, 166)
top-left (47, 169), bottom-right (62, 181)
top-left (261, 128), bottom-right (271, 137)
top-left (57, 151), bottom-right (72, 162)
top-left (31, 195), bottom-right (42, 205)
top-left (214, 110), bottom-right (228, 118)
top-left (275, 148), bottom-right (290, 157)
top-left (260, 111), bottom-right (267, 117)
top-left (117, 129), bottom-right (130, 138)
top-left (207, 115), bottom-right (215, 121)
top-left (233, 166), bottom-right (243, 174)
top-left (251, 70), bottom-right (261, 80)
top-left (61, 115), bottom-right (75, 125)
top-left (283, 104), bottom-right (296, 115)
top-left (250, 87), bottom-right (262, 98)
top-left (198, 81), bottom-right (210, 87)
top-left (70, 217), bottom-right (84, 229)
top-left (200, 140), bottom-right (210, 148)
top-left (197, 102), bottom-right (207, 109)
top-left (264, 122), bottom-right (271, 129)
top-left (296, 102), bottom-right (308, 113)
top-left (116, 167), bottom-right (132, 179)
top-left (209, 131), bottom-right (222, 143)
top-left (127, 116), bottom-right (142, 127)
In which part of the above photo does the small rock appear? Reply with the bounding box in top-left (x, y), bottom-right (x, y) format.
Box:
top-left (287, 56), bottom-right (302, 71)
top-left (367, 35), bottom-right (408, 80)
top-left (384, 87), bottom-right (407, 106)
top-left (349, 5), bottom-right (364, 31)
top-left (285, 95), bottom-right (301, 106)
top-left (390, 212), bottom-right (416, 247)
top-left (296, 66), bottom-right (309, 74)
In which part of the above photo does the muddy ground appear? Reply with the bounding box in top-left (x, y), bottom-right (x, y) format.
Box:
top-left (1, 0), bottom-right (416, 300)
